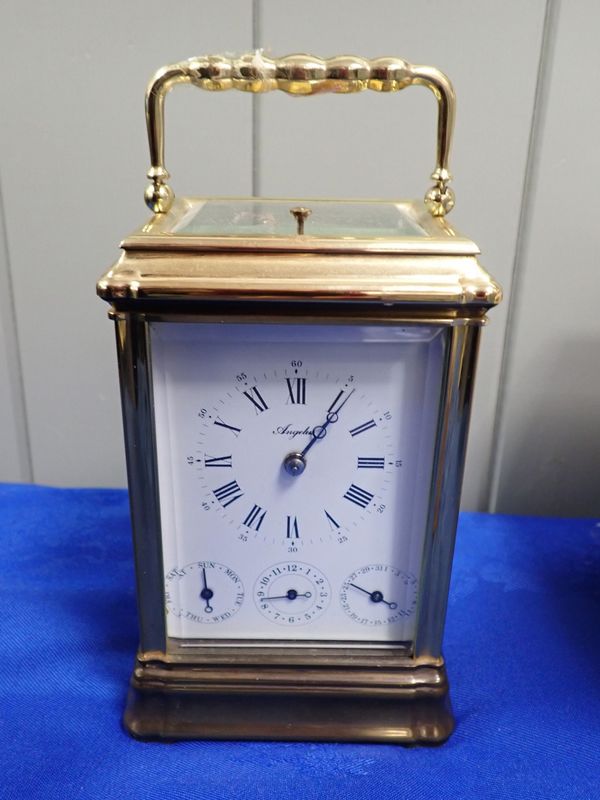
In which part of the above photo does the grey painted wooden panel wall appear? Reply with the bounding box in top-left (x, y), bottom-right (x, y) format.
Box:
top-left (0, 0), bottom-right (596, 517)
top-left (0, 185), bottom-right (31, 483)
top-left (490, 0), bottom-right (600, 516)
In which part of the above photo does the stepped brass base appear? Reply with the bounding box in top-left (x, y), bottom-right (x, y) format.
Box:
top-left (124, 688), bottom-right (453, 744)
top-left (123, 655), bottom-right (454, 744)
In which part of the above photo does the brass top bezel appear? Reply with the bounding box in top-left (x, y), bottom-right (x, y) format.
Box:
top-left (98, 196), bottom-right (501, 309)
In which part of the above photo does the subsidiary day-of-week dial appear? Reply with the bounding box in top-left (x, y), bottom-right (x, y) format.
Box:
top-left (165, 561), bottom-right (244, 625)
top-left (340, 564), bottom-right (418, 627)
top-left (193, 364), bottom-right (400, 548)
top-left (254, 561), bottom-right (331, 626)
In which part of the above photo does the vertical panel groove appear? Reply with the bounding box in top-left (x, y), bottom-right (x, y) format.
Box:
top-left (487, 0), bottom-right (558, 512)
top-left (0, 174), bottom-right (33, 482)
top-left (252, 0), bottom-right (262, 196)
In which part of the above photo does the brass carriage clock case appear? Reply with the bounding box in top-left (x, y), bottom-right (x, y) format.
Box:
top-left (98, 53), bottom-right (501, 744)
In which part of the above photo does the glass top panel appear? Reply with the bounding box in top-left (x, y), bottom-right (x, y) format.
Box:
top-left (173, 199), bottom-right (427, 239)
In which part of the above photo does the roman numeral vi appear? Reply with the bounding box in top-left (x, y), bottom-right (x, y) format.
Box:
top-left (286, 516), bottom-right (300, 538)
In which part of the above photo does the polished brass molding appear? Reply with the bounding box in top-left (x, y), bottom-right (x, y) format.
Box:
top-left (98, 251), bottom-right (500, 308)
top-left (144, 53), bottom-right (455, 216)
top-left (131, 658), bottom-right (448, 698)
top-left (107, 307), bottom-right (490, 326)
top-left (144, 642), bottom-right (440, 667)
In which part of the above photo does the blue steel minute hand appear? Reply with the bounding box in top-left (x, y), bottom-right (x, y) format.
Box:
top-left (300, 388), bottom-right (356, 459)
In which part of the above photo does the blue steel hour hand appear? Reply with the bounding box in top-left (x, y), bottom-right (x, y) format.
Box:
top-left (199, 566), bottom-right (214, 614)
top-left (283, 388), bottom-right (355, 477)
top-left (264, 589), bottom-right (312, 601)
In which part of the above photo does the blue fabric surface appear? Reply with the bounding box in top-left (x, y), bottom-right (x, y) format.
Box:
top-left (1, 483), bottom-right (599, 799)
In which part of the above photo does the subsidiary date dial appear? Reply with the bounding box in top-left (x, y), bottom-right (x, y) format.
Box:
top-left (193, 365), bottom-right (399, 548)
top-left (340, 564), bottom-right (418, 627)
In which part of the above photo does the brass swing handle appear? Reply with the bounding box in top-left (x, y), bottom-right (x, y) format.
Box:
top-left (145, 52), bottom-right (456, 217)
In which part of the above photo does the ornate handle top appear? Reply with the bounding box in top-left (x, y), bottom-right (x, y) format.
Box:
top-left (145, 52), bottom-right (456, 217)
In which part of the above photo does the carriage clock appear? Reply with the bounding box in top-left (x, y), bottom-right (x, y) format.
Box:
top-left (97, 52), bottom-right (501, 744)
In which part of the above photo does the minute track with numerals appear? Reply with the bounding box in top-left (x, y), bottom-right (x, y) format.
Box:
top-left (196, 366), bottom-right (397, 551)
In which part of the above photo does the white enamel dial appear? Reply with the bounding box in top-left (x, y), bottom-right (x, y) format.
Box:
top-left (152, 322), bottom-right (445, 644)
top-left (198, 366), bottom-right (394, 548)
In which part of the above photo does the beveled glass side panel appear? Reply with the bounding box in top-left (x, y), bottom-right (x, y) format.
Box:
top-left (173, 199), bottom-right (427, 238)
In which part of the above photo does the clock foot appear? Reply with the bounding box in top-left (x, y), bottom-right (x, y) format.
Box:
top-left (123, 685), bottom-right (454, 745)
